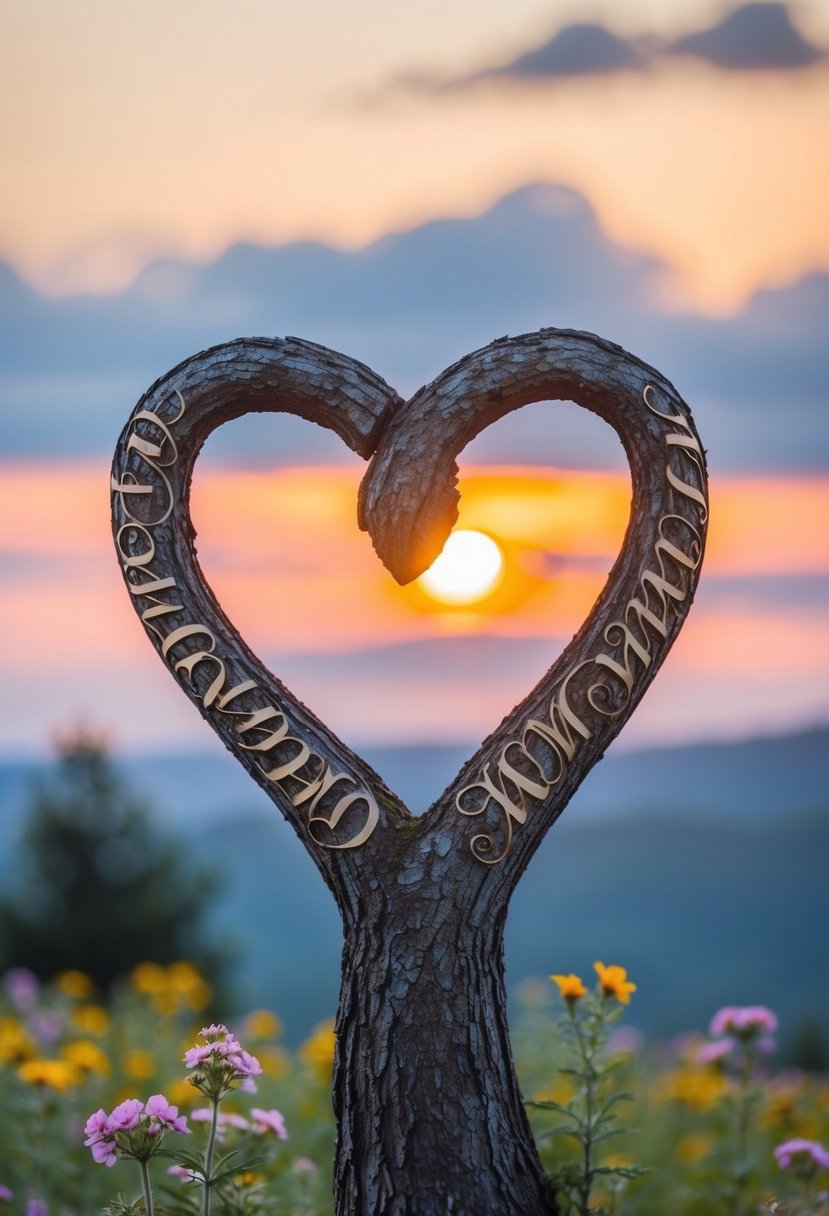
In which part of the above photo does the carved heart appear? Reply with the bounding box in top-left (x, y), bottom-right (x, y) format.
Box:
top-left (111, 330), bottom-right (707, 880)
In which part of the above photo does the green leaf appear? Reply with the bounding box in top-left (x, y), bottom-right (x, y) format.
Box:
top-left (209, 1154), bottom-right (267, 1186)
top-left (536, 1123), bottom-right (585, 1143)
top-left (525, 1098), bottom-right (578, 1118)
top-left (156, 1146), bottom-right (206, 1174)
top-left (597, 1090), bottom-right (635, 1113)
top-left (592, 1126), bottom-right (638, 1146)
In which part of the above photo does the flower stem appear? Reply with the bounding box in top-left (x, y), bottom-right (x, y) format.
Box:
top-left (140, 1158), bottom-right (154, 1216)
top-left (571, 1001), bottom-right (597, 1216)
top-left (202, 1094), bottom-right (221, 1216)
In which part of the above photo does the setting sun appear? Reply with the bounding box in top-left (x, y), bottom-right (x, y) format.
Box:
top-left (416, 529), bottom-right (505, 606)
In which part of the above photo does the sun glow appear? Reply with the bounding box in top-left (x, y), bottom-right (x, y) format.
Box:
top-left (417, 530), bottom-right (505, 606)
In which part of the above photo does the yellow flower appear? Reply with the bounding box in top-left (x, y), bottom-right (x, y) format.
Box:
top-left (241, 1009), bottom-right (282, 1040)
top-left (124, 1049), bottom-right (156, 1080)
top-left (594, 962), bottom-right (637, 1005)
top-left (71, 1004), bottom-right (110, 1036)
top-left (130, 961), bottom-right (211, 1015)
top-left (532, 1077), bottom-right (574, 1105)
top-left (0, 1016), bottom-right (37, 1064)
top-left (550, 973), bottom-right (588, 1003)
top-left (602, 1153), bottom-right (634, 1170)
top-left (299, 1019), bottom-right (336, 1080)
top-left (56, 969), bottom-right (95, 1000)
top-left (18, 1058), bottom-right (77, 1091)
top-left (258, 1045), bottom-right (290, 1079)
top-left (131, 961), bottom-right (167, 995)
top-left (166, 1078), bottom-right (198, 1107)
top-left (61, 1039), bottom-right (110, 1077)
top-left (166, 961), bottom-right (212, 1011)
top-left (653, 1065), bottom-right (728, 1110)
top-left (676, 1134), bottom-right (713, 1164)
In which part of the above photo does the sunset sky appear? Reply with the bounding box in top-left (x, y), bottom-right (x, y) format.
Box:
top-left (1, 0), bottom-right (827, 762)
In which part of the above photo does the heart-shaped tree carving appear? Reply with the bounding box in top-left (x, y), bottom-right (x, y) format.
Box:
top-left (111, 329), bottom-right (708, 1216)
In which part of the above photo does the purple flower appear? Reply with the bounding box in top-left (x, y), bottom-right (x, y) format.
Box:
top-left (184, 1024), bottom-right (262, 1097)
top-left (0, 1185), bottom-right (12, 1201)
top-left (190, 1108), bottom-right (249, 1140)
top-left (2, 968), bottom-right (39, 1010)
top-left (709, 1005), bottom-right (778, 1040)
top-left (144, 1094), bottom-right (189, 1136)
top-left (227, 1046), bottom-right (262, 1078)
top-left (168, 1164), bottom-right (200, 1182)
top-left (606, 1026), bottom-right (643, 1057)
top-left (251, 1107), bottom-right (288, 1139)
top-left (84, 1109), bottom-right (118, 1168)
top-left (29, 1011), bottom-right (63, 1044)
top-left (775, 1138), bottom-right (829, 1173)
top-left (85, 1095), bottom-right (189, 1168)
top-left (694, 1037), bottom-right (736, 1066)
top-left (25, 1199), bottom-right (47, 1216)
top-left (108, 1098), bottom-right (144, 1131)
top-left (183, 1042), bottom-right (216, 1069)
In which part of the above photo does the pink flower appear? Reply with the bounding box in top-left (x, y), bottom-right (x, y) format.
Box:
top-left (168, 1165), bottom-right (200, 1182)
top-left (184, 1025), bottom-right (262, 1096)
top-left (108, 1098), bottom-right (144, 1131)
top-left (226, 1046), bottom-right (262, 1078)
top-left (2, 968), bottom-right (39, 1010)
top-left (183, 1042), bottom-right (216, 1069)
top-left (694, 1038), bottom-right (735, 1066)
top-left (190, 1108), bottom-right (249, 1140)
top-left (84, 1095), bottom-right (189, 1167)
top-left (709, 1005), bottom-right (778, 1040)
top-left (775, 1139), bottom-right (829, 1173)
top-left (251, 1107), bottom-right (288, 1139)
top-left (83, 1109), bottom-right (118, 1168)
top-left (144, 1094), bottom-right (189, 1136)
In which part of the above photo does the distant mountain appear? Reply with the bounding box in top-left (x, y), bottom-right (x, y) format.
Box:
top-left (191, 806), bottom-right (828, 1049)
top-left (1, 727), bottom-right (826, 1046)
top-left (2, 726), bottom-right (825, 847)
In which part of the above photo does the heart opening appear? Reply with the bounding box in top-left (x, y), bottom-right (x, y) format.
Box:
top-left (187, 404), bottom-right (630, 810)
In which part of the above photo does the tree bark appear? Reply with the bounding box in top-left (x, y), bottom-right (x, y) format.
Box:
top-left (110, 329), bottom-right (708, 1216)
top-left (334, 853), bottom-right (554, 1215)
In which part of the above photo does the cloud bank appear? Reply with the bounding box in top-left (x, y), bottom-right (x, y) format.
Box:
top-left (389, 2), bottom-right (826, 93)
top-left (1, 183), bottom-right (827, 472)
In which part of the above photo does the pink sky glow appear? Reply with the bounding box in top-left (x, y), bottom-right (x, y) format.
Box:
top-left (1, 462), bottom-right (826, 755)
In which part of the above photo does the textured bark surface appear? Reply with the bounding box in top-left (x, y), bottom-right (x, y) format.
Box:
top-left (111, 329), bottom-right (709, 1216)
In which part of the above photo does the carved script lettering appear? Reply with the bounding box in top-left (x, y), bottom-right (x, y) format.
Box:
top-left (456, 385), bottom-right (708, 864)
top-left (111, 393), bottom-right (379, 851)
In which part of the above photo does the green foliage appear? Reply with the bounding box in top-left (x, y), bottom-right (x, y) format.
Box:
top-left (526, 967), bottom-right (645, 1215)
top-left (0, 962), bottom-right (828, 1214)
top-left (0, 730), bottom-right (228, 997)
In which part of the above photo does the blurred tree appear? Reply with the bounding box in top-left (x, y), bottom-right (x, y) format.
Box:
top-left (0, 728), bottom-right (230, 997)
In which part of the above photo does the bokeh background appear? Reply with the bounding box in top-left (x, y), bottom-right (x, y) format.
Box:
top-left (1, 0), bottom-right (827, 1045)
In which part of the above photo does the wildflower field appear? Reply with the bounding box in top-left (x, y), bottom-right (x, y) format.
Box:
top-left (0, 961), bottom-right (827, 1215)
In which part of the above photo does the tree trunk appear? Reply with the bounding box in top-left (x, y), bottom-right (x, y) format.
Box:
top-left (110, 329), bottom-right (708, 1216)
top-left (333, 854), bottom-right (555, 1216)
